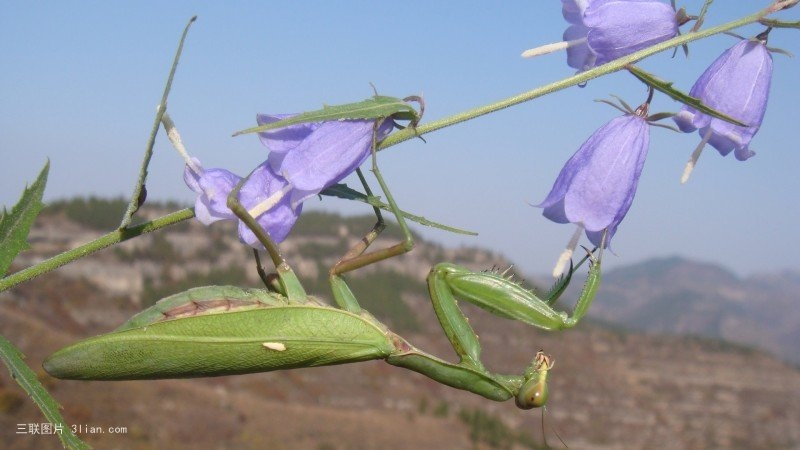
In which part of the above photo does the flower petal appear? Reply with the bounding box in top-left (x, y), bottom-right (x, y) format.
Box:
top-left (268, 119), bottom-right (394, 197)
top-left (562, 0), bottom-right (590, 25)
top-left (563, 115), bottom-right (649, 231)
top-left (673, 39), bottom-right (772, 159)
top-left (236, 162), bottom-right (302, 246)
top-left (256, 113), bottom-right (319, 155)
top-left (584, 0), bottom-right (678, 65)
top-left (183, 159), bottom-right (241, 225)
top-left (563, 24), bottom-right (593, 71)
top-left (538, 114), bottom-right (649, 247)
top-left (183, 157), bottom-right (204, 194)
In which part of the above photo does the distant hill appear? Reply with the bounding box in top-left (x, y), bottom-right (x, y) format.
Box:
top-left (2, 198), bottom-right (799, 449)
top-left (579, 256), bottom-right (800, 365)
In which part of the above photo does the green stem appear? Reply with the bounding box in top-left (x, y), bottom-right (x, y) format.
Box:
top-left (0, 208), bottom-right (195, 294)
top-left (378, 1), bottom-right (792, 151)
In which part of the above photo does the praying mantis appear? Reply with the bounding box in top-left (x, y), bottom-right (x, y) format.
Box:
top-left (43, 106), bottom-right (602, 411)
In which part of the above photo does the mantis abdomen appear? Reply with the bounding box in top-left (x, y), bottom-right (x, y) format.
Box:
top-left (44, 303), bottom-right (395, 380)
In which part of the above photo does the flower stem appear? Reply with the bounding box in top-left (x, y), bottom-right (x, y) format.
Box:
top-left (378, 1), bottom-right (792, 151)
top-left (120, 16), bottom-right (197, 229)
top-left (0, 208), bottom-right (195, 294)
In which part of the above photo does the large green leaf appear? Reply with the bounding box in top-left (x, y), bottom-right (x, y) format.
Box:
top-left (0, 161), bottom-right (49, 277)
top-left (0, 336), bottom-right (89, 449)
top-left (233, 95), bottom-right (420, 136)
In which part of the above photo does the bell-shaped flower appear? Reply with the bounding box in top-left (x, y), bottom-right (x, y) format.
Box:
top-left (524, 0), bottom-right (680, 71)
top-left (183, 157), bottom-right (240, 225)
top-left (537, 112), bottom-right (650, 248)
top-left (673, 37), bottom-right (773, 166)
top-left (257, 114), bottom-right (395, 208)
top-left (178, 112), bottom-right (396, 249)
top-left (183, 157), bottom-right (301, 246)
top-left (567, 0), bottom-right (679, 71)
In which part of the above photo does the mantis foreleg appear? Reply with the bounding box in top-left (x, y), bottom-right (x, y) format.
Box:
top-left (429, 254), bottom-right (600, 335)
top-left (383, 256), bottom-right (600, 408)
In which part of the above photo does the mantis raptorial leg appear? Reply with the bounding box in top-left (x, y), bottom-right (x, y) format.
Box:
top-left (383, 247), bottom-right (600, 409)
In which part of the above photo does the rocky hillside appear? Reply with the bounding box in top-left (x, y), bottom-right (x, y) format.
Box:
top-left (1, 199), bottom-right (799, 449)
top-left (580, 256), bottom-right (800, 365)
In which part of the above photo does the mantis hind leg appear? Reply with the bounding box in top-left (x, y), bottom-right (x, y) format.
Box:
top-left (329, 121), bottom-right (415, 312)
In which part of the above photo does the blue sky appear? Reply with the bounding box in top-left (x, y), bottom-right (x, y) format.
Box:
top-left (2, 2), bottom-right (798, 278)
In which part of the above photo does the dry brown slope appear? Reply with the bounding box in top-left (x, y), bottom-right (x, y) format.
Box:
top-left (2, 280), bottom-right (800, 449)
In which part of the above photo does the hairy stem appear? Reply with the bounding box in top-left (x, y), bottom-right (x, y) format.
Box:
top-left (0, 209), bottom-right (195, 294)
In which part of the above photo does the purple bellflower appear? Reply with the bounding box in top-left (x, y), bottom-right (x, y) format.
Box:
top-left (523, 0), bottom-right (680, 71)
top-left (235, 162), bottom-right (303, 246)
top-left (673, 36), bottom-right (773, 180)
top-left (181, 115), bottom-right (395, 248)
top-left (183, 157), bottom-right (239, 225)
top-left (183, 157), bottom-right (302, 246)
top-left (538, 99), bottom-right (652, 274)
top-left (257, 114), bottom-right (395, 208)
top-left (565, 0), bottom-right (679, 71)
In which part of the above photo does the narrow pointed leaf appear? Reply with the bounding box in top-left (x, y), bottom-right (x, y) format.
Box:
top-left (0, 161), bottom-right (49, 277)
top-left (233, 95), bottom-right (420, 136)
top-left (0, 336), bottom-right (89, 450)
top-left (627, 65), bottom-right (746, 126)
top-left (321, 183), bottom-right (477, 236)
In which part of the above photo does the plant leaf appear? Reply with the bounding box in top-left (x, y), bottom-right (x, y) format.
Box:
top-left (0, 161), bottom-right (49, 277)
top-left (627, 65), bottom-right (747, 127)
top-left (321, 183), bottom-right (477, 236)
top-left (0, 336), bottom-right (89, 450)
top-left (233, 95), bottom-right (420, 136)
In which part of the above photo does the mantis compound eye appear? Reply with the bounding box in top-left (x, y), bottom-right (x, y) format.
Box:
top-left (515, 350), bottom-right (552, 409)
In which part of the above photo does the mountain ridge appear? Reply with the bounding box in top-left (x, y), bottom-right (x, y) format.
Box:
top-left (578, 255), bottom-right (800, 365)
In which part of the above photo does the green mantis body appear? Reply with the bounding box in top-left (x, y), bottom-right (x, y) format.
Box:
top-left (45, 258), bottom-right (599, 409)
top-left (43, 101), bottom-right (602, 410)
top-left (44, 287), bottom-right (397, 379)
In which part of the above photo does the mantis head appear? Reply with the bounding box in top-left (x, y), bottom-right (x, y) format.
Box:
top-left (515, 351), bottom-right (553, 409)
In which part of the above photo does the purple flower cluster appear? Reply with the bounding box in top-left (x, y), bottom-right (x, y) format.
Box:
top-left (538, 30), bottom-right (774, 254)
top-left (184, 117), bottom-right (393, 248)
